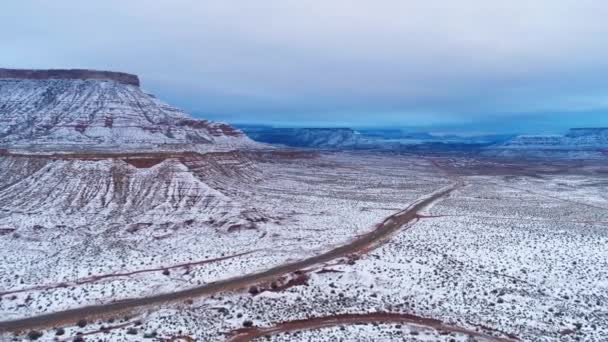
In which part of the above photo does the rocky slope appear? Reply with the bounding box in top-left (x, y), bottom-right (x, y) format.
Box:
top-left (0, 69), bottom-right (267, 232)
top-left (0, 150), bottom-right (267, 235)
top-left (0, 69), bottom-right (257, 151)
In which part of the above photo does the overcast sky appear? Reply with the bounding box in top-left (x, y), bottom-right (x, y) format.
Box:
top-left (2, 1), bottom-right (608, 132)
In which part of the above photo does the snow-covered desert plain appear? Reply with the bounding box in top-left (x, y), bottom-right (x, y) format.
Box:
top-left (1, 70), bottom-right (607, 342)
top-left (1, 151), bottom-right (607, 341)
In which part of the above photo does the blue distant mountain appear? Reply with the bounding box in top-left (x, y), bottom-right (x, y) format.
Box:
top-left (236, 125), bottom-right (514, 150)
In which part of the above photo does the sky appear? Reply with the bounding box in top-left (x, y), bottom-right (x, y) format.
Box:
top-left (2, 1), bottom-right (608, 133)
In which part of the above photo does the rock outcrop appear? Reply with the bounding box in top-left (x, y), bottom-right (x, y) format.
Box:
top-left (0, 68), bottom-right (140, 86)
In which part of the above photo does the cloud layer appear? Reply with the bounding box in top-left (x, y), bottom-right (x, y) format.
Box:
top-left (2, 1), bottom-right (608, 131)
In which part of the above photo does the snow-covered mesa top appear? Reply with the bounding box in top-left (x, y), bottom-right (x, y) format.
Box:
top-left (499, 128), bottom-right (608, 149)
top-left (0, 69), bottom-right (258, 152)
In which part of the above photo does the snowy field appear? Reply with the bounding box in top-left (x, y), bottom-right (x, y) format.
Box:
top-left (0, 152), bottom-right (607, 341)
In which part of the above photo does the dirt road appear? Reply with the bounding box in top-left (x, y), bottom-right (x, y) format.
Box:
top-left (228, 312), bottom-right (515, 342)
top-left (0, 182), bottom-right (462, 333)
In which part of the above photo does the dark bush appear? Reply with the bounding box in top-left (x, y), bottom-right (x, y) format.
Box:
top-left (143, 331), bottom-right (158, 338)
top-left (27, 330), bottom-right (43, 340)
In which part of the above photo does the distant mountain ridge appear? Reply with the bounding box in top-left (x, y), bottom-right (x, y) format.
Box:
top-left (483, 127), bottom-right (608, 159)
top-left (239, 125), bottom-right (608, 159)
top-left (565, 128), bottom-right (608, 145)
top-left (239, 126), bottom-right (512, 150)
top-left (498, 128), bottom-right (608, 149)
top-left (243, 127), bottom-right (368, 148)
top-left (0, 68), bottom-right (257, 151)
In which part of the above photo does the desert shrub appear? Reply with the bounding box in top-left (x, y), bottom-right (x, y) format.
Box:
top-left (248, 286), bottom-right (259, 295)
top-left (27, 330), bottom-right (43, 340)
top-left (143, 331), bottom-right (158, 338)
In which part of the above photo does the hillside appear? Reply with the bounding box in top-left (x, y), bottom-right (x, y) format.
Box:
top-left (0, 69), bottom-right (257, 151)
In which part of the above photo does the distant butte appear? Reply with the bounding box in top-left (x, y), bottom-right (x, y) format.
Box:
top-left (0, 68), bottom-right (140, 87)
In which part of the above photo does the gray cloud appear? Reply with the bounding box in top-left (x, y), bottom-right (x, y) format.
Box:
top-left (2, 1), bottom-right (608, 131)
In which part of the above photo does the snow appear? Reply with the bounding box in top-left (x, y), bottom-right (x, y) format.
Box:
top-left (2, 152), bottom-right (605, 341)
top-left (0, 75), bottom-right (607, 341)
top-left (0, 78), bottom-right (259, 152)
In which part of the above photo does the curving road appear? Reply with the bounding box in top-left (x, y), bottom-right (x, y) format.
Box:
top-left (228, 312), bottom-right (515, 342)
top-left (0, 182), bottom-right (462, 333)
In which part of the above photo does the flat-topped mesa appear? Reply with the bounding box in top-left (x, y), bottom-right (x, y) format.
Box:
top-left (0, 67), bottom-right (259, 151)
top-left (0, 68), bottom-right (140, 86)
top-left (565, 127), bottom-right (608, 138)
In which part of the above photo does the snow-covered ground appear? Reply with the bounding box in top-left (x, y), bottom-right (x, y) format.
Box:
top-left (1, 152), bottom-right (607, 341)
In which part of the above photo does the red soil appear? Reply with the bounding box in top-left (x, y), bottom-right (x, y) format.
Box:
top-left (252, 272), bottom-right (310, 295)
top-left (228, 312), bottom-right (517, 342)
top-left (278, 273), bottom-right (310, 290)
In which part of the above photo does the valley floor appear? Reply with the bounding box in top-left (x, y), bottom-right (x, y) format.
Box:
top-left (0, 151), bottom-right (606, 341)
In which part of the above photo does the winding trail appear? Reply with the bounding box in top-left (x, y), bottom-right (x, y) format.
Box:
top-left (0, 182), bottom-right (462, 333)
top-left (228, 312), bottom-right (516, 342)
top-left (0, 251), bottom-right (257, 297)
